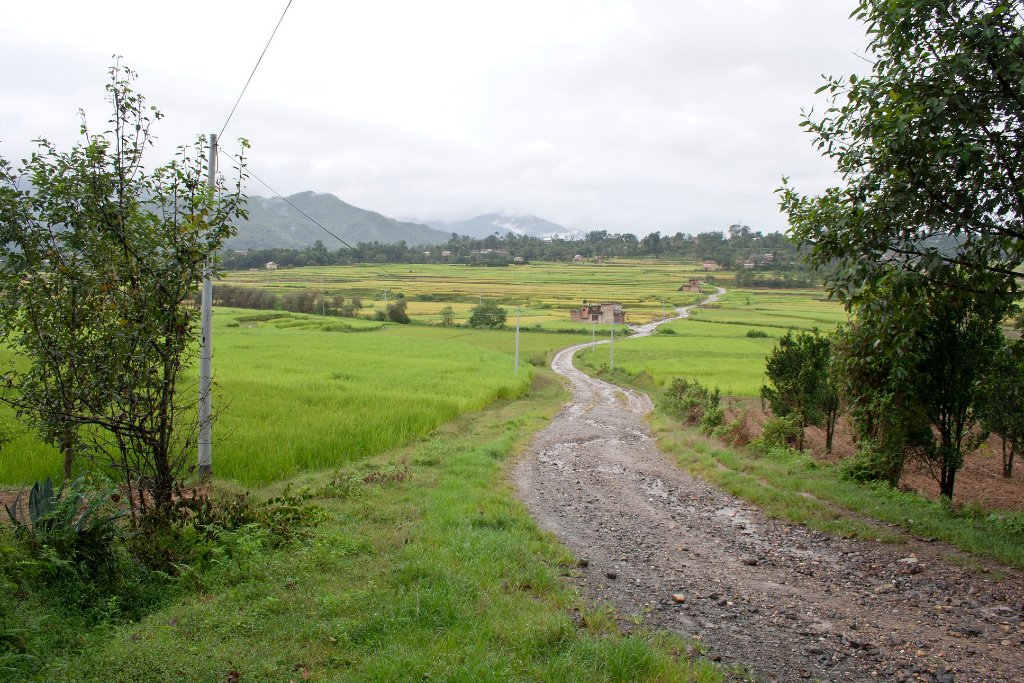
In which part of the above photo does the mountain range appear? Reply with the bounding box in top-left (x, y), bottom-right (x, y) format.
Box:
top-left (226, 192), bottom-right (451, 251)
top-left (226, 192), bottom-right (571, 251)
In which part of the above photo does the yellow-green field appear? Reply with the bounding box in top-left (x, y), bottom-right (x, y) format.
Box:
top-left (224, 259), bottom-right (722, 327)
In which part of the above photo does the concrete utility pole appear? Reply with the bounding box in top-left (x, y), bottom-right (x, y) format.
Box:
top-left (609, 320), bottom-right (614, 370)
top-left (514, 306), bottom-right (520, 376)
top-left (198, 133), bottom-right (216, 479)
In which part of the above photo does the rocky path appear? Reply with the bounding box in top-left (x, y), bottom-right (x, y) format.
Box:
top-left (512, 290), bottom-right (1024, 682)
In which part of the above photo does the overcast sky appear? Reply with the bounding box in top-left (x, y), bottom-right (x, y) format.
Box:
top-left (1, 1), bottom-right (870, 236)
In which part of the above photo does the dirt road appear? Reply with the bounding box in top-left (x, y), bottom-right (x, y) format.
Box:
top-left (512, 290), bottom-right (1024, 682)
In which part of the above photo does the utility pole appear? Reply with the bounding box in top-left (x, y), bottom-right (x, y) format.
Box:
top-left (198, 133), bottom-right (216, 479)
top-left (514, 305), bottom-right (520, 376)
top-left (609, 320), bottom-right (614, 370)
top-left (321, 274), bottom-right (326, 316)
top-left (592, 320), bottom-right (595, 345)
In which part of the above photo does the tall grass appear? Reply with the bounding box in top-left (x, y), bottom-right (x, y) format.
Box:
top-left (0, 309), bottom-right (589, 487)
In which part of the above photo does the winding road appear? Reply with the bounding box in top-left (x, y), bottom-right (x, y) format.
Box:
top-left (512, 288), bottom-right (1024, 682)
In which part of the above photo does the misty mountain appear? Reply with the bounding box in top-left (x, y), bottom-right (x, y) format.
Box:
top-left (226, 192), bottom-right (451, 251)
top-left (425, 213), bottom-right (570, 239)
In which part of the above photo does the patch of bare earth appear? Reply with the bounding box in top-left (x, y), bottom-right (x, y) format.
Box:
top-left (513, 320), bottom-right (1024, 682)
top-left (722, 397), bottom-right (1024, 513)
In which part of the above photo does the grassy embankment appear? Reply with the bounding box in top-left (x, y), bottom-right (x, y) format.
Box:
top-left (37, 371), bottom-right (721, 682)
top-left (577, 288), bottom-right (1024, 569)
top-left (2, 304), bottom-right (723, 680)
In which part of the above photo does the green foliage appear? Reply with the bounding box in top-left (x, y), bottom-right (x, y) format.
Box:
top-left (754, 415), bottom-right (803, 450)
top-left (0, 481), bottom-right (325, 680)
top-left (661, 378), bottom-right (721, 434)
top-left (439, 305), bottom-right (456, 326)
top-left (468, 300), bottom-right (508, 328)
top-left (760, 329), bottom-right (838, 451)
top-left (781, 0), bottom-right (1024, 305)
top-left (0, 62), bottom-right (247, 513)
top-left (745, 329), bottom-right (768, 338)
top-left (978, 341), bottom-right (1024, 477)
top-left (4, 477), bottom-right (125, 579)
top-left (386, 298), bottom-right (411, 324)
top-left (840, 441), bottom-right (907, 487)
top-left (834, 272), bottom-right (1008, 499)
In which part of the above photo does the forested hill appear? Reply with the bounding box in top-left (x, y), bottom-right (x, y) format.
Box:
top-left (226, 191), bottom-right (451, 250)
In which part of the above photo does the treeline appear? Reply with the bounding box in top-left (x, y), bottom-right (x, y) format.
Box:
top-left (220, 224), bottom-right (805, 271)
top-left (755, 314), bottom-right (1024, 501)
top-left (208, 284), bottom-right (366, 318)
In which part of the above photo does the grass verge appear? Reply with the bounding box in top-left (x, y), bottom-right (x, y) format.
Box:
top-left (43, 372), bottom-right (722, 682)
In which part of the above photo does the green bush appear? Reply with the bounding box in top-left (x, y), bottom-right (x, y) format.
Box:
top-left (840, 441), bottom-right (906, 487)
top-left (745, 329), bottom-right (768, 338)
top-left (660, 378), bottom-right (721, 432)
top-left (756, 414), bottom-right (803, 449)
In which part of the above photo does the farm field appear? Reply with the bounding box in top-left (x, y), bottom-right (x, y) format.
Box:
top-left (576, 288), bottom-right (847, 396)
top-left (0, 309), bottom-right (590, 487)
top-left (223, 259), bottom-right (718, 327)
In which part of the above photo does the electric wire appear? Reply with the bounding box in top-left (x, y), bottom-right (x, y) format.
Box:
top-left (219, 149), bottom-right (428, 294)
top-left (218, 0), bottom-right (294, 140)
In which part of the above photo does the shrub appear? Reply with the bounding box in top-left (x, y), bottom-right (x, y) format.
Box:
top-left (840, 441), bottom-right (906, 487)
top-left (745, 329), bottom-right (768, 338)
top-left (660, 378), bottom-right (721, 431)
top-left (756, 414), bottom-right (803, 450)
top-left (469, 301), bottom-right (507, 328)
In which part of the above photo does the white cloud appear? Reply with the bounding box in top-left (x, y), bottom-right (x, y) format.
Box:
top-left (1, 0), bottom-right (868, 235)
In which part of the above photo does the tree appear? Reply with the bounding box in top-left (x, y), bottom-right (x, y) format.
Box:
top-left (835, 272), bottom-right (1007, 499)
top-left (978, 340), bottom-right (1024, 477)
top-left (439, 305), bottom-right (455, 326)
top-left (386, 299), bottom-right (410, 324)
top-left (468, 301), bottom-right (507, 328)
top-left (0, 63), bottom-right (247, 516)
top-left (760, 330), bottom-right (838, 452)
top-left (780, 1), bottom-right (1024, 306)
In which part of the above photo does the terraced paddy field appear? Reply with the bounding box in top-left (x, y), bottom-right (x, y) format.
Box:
top-left (576, 288), bottom-right (847, 396)
top-left (0, 309), bottom-right (590, 486)
top-left (223, 259), bottom-right (719, 327)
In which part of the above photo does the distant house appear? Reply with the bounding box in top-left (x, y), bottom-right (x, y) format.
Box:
top-left (265, 261), bottom-right (278, 271)
top-left (679, 278), bottom-right (702, 293)
top-left (741, 261), bottom-right (756, 269)
top-left (702, 260), bottom-right (719, 271)
top-left (441, 250), bottom-right (452, 257)
top-left (570, 301), bottom-right (626, 324)
top-left (513, 256), bottom-right (525, 263)
top-left (573, 254), bottom-right (585, 262)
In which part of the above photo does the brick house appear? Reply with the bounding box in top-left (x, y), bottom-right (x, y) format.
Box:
top-left (570, 301), bottom-right (626, 324)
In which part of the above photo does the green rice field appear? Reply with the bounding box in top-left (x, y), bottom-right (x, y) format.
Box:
top-left (0, 264), bottom-right (843, 486)
top-left (0, 309), bottom-right (591, 486)
top-left (576, 288), bottom-right (847, 396)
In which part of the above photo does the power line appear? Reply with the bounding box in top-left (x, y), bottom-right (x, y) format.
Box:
top-left (218, 149), bottom-right (428, 294)
top-left (218, 0), bottom-right (295, 140)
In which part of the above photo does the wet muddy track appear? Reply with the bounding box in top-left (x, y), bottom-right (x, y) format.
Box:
top-left (512, 291), bottom-right (1024, 682)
